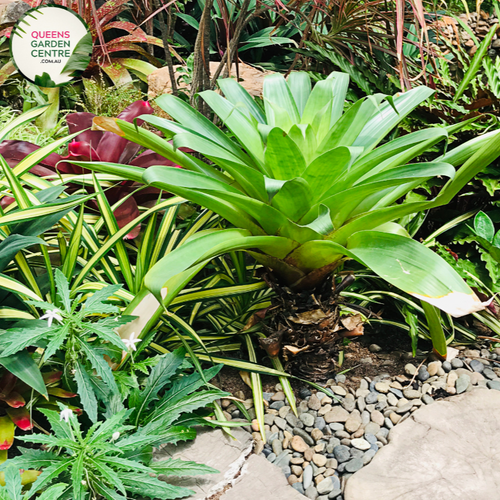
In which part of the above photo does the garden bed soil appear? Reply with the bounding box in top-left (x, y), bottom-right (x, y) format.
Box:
top-left (213, 324), bottom-right (421, 398)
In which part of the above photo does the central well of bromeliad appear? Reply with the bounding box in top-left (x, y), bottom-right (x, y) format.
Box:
top-left (258, 275), bottom-right (373, 382)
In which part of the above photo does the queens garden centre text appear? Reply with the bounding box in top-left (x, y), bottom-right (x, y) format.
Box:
top-left (30, 31), bottom-right (71, 58)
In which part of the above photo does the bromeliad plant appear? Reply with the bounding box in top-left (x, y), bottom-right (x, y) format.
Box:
top-left (75, 70), bottom-right (500, 358)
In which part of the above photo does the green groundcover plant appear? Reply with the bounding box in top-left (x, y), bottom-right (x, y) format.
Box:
top-left (432, 210), bottom-right (500, 297)
top-left (3, 404), bottom-right (218, 500)
top-left (0, 347), bottom-right (228, 499)
top-left (0, 270), bottom-right (134, 424)
top-left (0, 468), bottom-right (66, 500)
top-left (72, 70), bottom-right (500, 358)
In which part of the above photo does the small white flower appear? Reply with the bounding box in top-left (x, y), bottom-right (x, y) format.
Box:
top-left (40, 309), bottom-right (63, 328)
top-left (111, 431), bottom-right (120, 441)
top-left (81, 480), bottom-right (87, 486)
top-left (59, 408), bottom-right (73, 423)
top-left (122, 332), bottom-right (141, 352)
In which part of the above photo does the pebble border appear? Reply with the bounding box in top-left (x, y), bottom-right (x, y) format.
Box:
top-left (221, 346), bottom-right (500, 500)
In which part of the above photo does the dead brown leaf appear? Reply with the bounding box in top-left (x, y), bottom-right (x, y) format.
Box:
top-left (289, 309), bottom-right (329, 325)
top-left (239, 370), bottom-right (252, 389)
top-left (242, 307), bottom-right (269, 331)
top-left (341, 314), bottom-right (364, 330)
top-left (338, 324), bottom-right (364, 337)
top-left (284, 345), bottom-right (310, 355)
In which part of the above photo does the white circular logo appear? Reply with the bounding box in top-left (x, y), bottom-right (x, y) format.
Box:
top-left (10, 5), bottom-right (91, 87)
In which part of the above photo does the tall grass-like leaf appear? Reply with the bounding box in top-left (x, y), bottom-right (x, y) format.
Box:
top-left (0, 274), bottom-right (41, 301)
top-left (166, 311), bottom-right (213, 360)
top-left (421, 301), bottom-right (447, 359)
top-left (402, 304), bottom-right (420, 357)
top-left (11, 131), bottom-right (81, 177)
top-left (152, 343), bottom-right (292, 377)
top-left (453, 14), bottom-right (477, 45)
top-left (0, 235), bottom-right (45, 274)
top-left (211, 400), bottom-right (232, 438)
top-left (92, 173), bottom-right (134, 291)
top-left (136, 211), bottom-right (158, 293)
top-left (0, 194), bottom-right (95, 226)
top-left (245, 336), bottom-right (265, 442)
top-left (1, 250), bottom-right (41, 303)
top-left (455, 24), bottom-right (498, 101)
top-left (270, 356), bottom-right (297, 416)
top-left (62, 205), bottom-right (84, 281)
top-left (72, 282), bottom-right (134, 302)
top-left (0, 105), bottom-right (49, 142)
top-left (71, 197), bottom-right (185, 290)
top-left (0, 156), bottom-right (32, 209)
top-left (171, 281), bottom-right (267, 306)
top-left (149, 206), bottom-right (177, 268)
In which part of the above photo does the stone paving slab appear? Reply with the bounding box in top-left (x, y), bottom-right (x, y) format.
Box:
top-left (220, 454), bottom-right (305, 500)
top-left (154, 428), bottom-right (253, 500)
top-left (154, 426), bottom-right (304, 500)
top-left (344, 389), bottom-right (500, 500)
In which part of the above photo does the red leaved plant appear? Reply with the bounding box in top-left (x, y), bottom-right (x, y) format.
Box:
top-left (0, 100), bottom-right (181, 239)
top-left (0, 370), bottom-right (77, 451)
